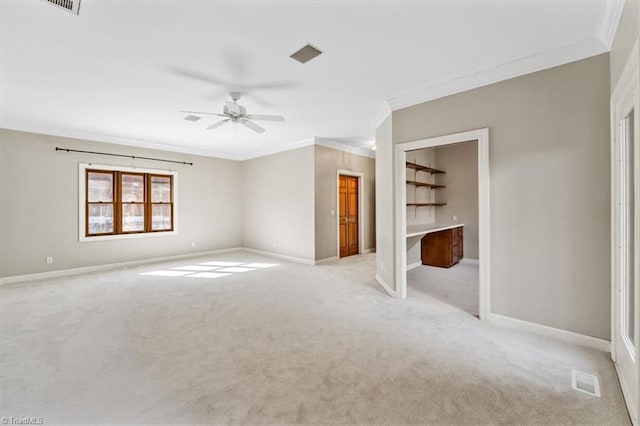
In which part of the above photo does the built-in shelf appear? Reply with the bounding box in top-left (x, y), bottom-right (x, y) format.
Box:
top-left (406, 162), bottom-right (445, 174)
top-left (406, 180), bottom-right (445, 189)
top-left (406, 203), bottom-right (447, 207)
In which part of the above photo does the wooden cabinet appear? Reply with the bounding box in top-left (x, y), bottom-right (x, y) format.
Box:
top-left (421, 226), bottom-right (463, 268)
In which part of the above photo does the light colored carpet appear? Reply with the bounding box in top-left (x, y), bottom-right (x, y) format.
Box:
top-left (0, 251), bottom-right (630, 425)
top-left (408, 261), bottom-right (479, 316)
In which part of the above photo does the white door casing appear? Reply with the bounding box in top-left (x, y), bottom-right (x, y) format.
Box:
top-left (394, 128), bottom-right (490, 320)
top-left (611, 39), bottom-right (639, 425)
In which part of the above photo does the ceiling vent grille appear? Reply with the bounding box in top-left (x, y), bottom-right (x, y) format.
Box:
top-left (290, 44), bottom-right (323, 64)
top-left (42, 0), bottom-right (81, 15)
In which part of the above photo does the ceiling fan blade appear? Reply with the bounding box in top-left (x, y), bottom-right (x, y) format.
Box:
top-left (207, 119), bottom-right (230, 130)
top-left (171, 68), bottom-right (231, 87)
top-left (249, 114), bottom-right (285, 122)
top-left (241, 120), bottom-right (265, 133)
top-left (245, 81), bottom-right (297, 90)
top-left (179, 110), bottom-right (225, 117)
top-left (245, 92), bottom-right (273, 108)
top-left (204, 89), bottom-right (234, 102)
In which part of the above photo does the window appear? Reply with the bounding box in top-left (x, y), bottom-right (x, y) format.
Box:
top-left (82, 165), bottom-right (176, 239)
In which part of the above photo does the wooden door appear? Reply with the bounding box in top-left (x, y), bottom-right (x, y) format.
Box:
top-left (339, 175), bottom-right (359, 258)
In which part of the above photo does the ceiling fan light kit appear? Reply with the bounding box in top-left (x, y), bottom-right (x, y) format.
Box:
top-left (180, 92), bottom-right (285, 134)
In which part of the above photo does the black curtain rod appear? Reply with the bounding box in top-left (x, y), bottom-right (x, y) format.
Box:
top-left (55, 147), bottom-right (193, 166)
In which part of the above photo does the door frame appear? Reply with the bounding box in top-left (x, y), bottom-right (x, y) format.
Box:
top-left (611, 39), bottom-right (639, 425)
top-left (336, 170), bottom-right (364, 258)
top-left (394, 128), bottom-right (490, 320)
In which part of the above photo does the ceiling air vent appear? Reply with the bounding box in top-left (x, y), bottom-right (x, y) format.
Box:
top-left (42, 0), bottom-right (81, 15)
top-left (290, 44), bottom-right (323, 64)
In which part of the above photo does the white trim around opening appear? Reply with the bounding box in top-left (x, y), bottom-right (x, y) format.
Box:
top-left (394, 128), bottom-right (491, 321)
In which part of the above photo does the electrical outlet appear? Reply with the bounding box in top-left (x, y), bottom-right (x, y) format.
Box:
top-left (380, 262), bottom-right (386, 272)
top-left (46, 256), bottom-right (53, 265)
top-left (330, 209), bottom-right (335, 216)
top-left (272, 241), bottom-right (277, 248)
top-left (191, 242), bottom-right (196, 248)
top-left (452, 215), bottom-right (457, 221)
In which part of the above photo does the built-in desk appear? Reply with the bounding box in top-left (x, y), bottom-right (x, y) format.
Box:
top-left (406, 223), bottom-right (464, 238)
top-left (407, 223), bottom-right (464, 268)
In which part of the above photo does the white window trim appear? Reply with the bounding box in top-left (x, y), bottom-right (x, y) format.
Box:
top-left (78, 162), bottom-right (178, 242)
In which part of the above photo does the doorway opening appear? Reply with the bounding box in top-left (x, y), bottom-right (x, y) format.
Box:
top-left (336, 170), bottom-right (364, 258)
top-left (405, 141), bottom-right (479, 316)
top-left (395, 128), bottom-right (490, 320)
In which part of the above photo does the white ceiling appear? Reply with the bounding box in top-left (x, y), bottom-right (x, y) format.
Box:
top-left (0, 0), bottom-right (620, 160)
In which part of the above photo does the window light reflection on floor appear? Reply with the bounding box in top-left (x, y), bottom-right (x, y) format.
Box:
top-left (186, 272), bottom-right (231, 279)
top-left (199, 261), bottom-right (244, 267)
top-left (140, 270), bottom-right (192, 277)
top-left (140, 261), bottom-right (279, 279)
top-left (218, 267), bottom-right (256, 273)
top-left (172, 265), bottom-right (219, 271)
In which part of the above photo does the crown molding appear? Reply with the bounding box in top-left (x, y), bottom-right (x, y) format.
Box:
top-left (370, 102), bottom-right (392, 132)
top-left (2, 121), bottom-right (374, 163)
top-left (597, 0), bottom-right (625, 49)
top-left (386, 37), bottom-right (608, 112)
top-left (314, 137), bottom-right (375, 159)
top-left (239, 137), bottom-right (316, 161)
top-left (0, 121), bottom-right (245, 161)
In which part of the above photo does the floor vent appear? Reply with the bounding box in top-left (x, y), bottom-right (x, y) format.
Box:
top-left (572, 370), bottom-right (601, 397)
top-left (42, 0), bottom-right (81, 15)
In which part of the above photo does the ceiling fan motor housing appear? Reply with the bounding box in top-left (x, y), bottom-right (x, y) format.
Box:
top-left (224, 102), bottom-right (246, 117)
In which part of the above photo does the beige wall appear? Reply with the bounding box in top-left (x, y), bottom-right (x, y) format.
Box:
top-left (242, 146), bottom-right (316, 261)
top-left (0, 129), bottom-right (243, 278)
top-left (314, 145), bottom-right (375, 261)
top-left (434, 141), bottom-right (479, 259)
top-left (610, 0), bottom-right (639, 90)
top-left (375, 115), bottom-right (394, 287)
top-left (379, 53), bottom-right (611, 339)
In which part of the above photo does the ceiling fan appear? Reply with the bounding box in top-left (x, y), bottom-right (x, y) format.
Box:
top-left (180, 92), bottom-right (284, 134)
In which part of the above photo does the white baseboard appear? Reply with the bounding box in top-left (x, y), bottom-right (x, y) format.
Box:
top-left (407, 261), bottom-right (422, 271)
top-left (488, 313), bottom-right (611, 353)
top-left (0, 247), bottom-right (244, 285)
top-left (242, 248), bottom-right (315, 265)
top-left (375, 274), bottom-right (395, 297)
top-left (363, 248), bottom-right (376, 254)
top-left (315, 256), bottom-right (338, 265)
